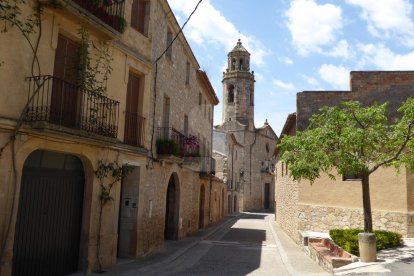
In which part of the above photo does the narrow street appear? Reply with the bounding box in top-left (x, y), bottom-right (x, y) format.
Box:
top-left (97, 213), bottom-right (328, 276)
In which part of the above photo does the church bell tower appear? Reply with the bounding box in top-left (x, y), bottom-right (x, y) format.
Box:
top-left (222, 39), bottom-right (255, 127)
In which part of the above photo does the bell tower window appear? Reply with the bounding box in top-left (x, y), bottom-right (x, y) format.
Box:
top-left (239, 58), bottom-right (244, 70)
top-left (228, 85), bottom-right (234, 103)
top-left (231, 58), bottom-right (236, 71)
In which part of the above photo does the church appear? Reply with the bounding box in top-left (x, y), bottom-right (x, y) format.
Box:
top-left (213, 40), bottom-right (278, 212)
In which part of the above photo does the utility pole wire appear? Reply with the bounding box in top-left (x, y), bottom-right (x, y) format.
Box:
top-left (155, 0), bottom-right (203, 63)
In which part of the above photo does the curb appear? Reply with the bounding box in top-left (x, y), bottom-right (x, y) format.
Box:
top-left (267, 215), bottom-right (298, 276)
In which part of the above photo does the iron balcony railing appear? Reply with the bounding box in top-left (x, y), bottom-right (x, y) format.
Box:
top-left (71, 0), bottom-right (126, 33)
top-left (156, 127), bottom-right (185, 157)
top-left (200, 157), bottom-right (216, 175)
top-left (25, 75), bottom-right (119, 138)
top-left (124, 111), bottom-right (145, 147)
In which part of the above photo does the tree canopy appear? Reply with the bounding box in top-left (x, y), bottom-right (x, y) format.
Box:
top-left (279, 99), bottom-right (414, 232)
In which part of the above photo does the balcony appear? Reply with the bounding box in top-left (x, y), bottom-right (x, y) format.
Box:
top-left (64, 0), bottom-right (126, 34)
top-left (156, 127), bottom-right (185, 158)
top-left (124, 112), bottom-right (145, 148)
top-left (200, 157), bottom-right (216, 176)
top-left (25, 75), bottom-right (119, 138)
top-left (261, 162), bottom-right (275, 174)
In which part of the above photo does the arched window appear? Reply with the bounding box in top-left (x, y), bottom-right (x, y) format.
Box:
top-left (239, 58), bottom-right (244, 70)
top-left (228, 85), bottom-right (234, 103)
top-left (231, 58), bottom-right (236, 70)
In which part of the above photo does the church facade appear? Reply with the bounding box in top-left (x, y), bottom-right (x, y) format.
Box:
top-left (213, 40), bottom-right (277, 212)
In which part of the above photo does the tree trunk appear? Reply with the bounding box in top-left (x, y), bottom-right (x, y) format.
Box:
top-left (361, 174), bottom-right (373, 232)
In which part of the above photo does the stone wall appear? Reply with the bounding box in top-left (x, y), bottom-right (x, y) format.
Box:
top-left (297, 204), bottom-right (414, 238)
top-left (275, 161), bottom-right (299, 242)
top-left (297, 71), bottom-right (414, 131)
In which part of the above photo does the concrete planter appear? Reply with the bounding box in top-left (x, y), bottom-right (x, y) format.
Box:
top-left (358, 233), bottom-right (377, 262)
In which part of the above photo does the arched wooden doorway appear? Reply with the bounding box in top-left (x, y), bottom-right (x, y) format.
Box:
top-left (165, 174), bottom-right (179, 240)
top-left (199, 185), bottom-right (205, 228)
top-left (234, 195), bottom-right (237, 213)
top-left (13, 150), bottom-right (85, 276)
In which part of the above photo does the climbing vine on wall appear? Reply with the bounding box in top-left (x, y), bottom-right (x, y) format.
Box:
top-left (77, 26), bottom-right (113, 95)
top-left (94, 160), bottom-right (133, 272)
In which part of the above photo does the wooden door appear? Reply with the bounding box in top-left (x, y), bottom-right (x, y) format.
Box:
top-left (264, 183), bottom-right (270, 209)
top-left (124, 72), bottom-right (141, 146)
top-left (50, 34), bottom-right (80, 127)
top-left (13, 150), bottom-right (84, 276)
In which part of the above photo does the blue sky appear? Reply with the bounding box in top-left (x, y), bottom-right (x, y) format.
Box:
top-left (169, 0), bottom-right (414, 135)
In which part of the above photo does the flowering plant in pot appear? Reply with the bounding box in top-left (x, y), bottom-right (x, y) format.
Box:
top-left (182, 135), bottom-right (200, 156)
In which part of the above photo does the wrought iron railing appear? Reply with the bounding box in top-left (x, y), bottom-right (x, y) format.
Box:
top-left (124, 111), bottom-right (145, 147)
top-left (200, 157), bottom-right (216, 175)
top-left (71, 0), bottom-right (126, 33)
top-left (156, 127), bottom-right (185, 157)
top-left (26, 75), bottom-right (119, 138)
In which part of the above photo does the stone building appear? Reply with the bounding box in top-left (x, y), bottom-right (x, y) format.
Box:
top-left (0, 0), bottom-right (225, 275)
top-left (213, 40), bottom-right (277, 213)
top-left (275, 71), bottom-right (414, 242)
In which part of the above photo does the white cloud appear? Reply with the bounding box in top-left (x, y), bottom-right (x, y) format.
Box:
top-left (358, 43), bottom-right (414, 70)
top-left (318, 64), bottom-right (350, 90)
top-left (169, 0), bottom-right (271, 66)
top-left (285, 0), bottom-right (343, 55)
top-left (302, 74), bottom-right (319, 86)
top-left (346, 0), bottom-right (414, 46)
top-left (254, 71), bottom-right (264, 82)
top-left (326, 40), bottom-right (351, 59)
top-left (273, 79), bottom-right (296, 92)
top-left (282, 57), bottom-right (294, 65)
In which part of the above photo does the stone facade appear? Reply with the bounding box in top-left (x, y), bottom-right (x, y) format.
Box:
top-left (297, 205), bottom-right (414, 238)
top-left (275, 71), bottom-right (414, 242)
top-left (213, 41), bottom-right (277, 213)
top-left (0, 1), bottom-right (226, 275)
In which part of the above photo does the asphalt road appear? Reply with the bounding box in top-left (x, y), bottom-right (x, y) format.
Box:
top-left (146, 212), bottom-right (289, 275)
top-left (88, 212), bottom-right (328, 276)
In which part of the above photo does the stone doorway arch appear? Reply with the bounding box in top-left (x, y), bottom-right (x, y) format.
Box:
top-left (164, 173), bottom-right (180, 240)
top-left (199, 184), bottom-right (205, 228)
top-left (13, 150), bottom-right (85, 276)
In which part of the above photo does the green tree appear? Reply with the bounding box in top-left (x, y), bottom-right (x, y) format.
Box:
top-left (279, 99), bottom-right (414, 233)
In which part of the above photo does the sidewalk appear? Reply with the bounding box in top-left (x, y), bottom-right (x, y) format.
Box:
top-left (333, 238), bottom-right (414, 275)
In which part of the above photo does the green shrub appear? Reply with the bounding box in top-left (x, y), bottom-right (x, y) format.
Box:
top-left (329, 229), bottom-right (403, 256)
top-left (156, 139), bottom-right (180, 156)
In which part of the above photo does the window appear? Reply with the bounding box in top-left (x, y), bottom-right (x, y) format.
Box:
top-left (131, 0), bottom-right (150, 35)
top-left (185, 61), bottom-right (190, 85)
top-left (166, 28), bottom-right (173, 58)
top-left (250, 86), bottom-right (254, 106)
top-left (239, 58), bottom-right (244, 70)
top-left (231, 58), bottom-right (236, 70)
top-left (228, 85), bottom-right (234, 103)
top-left (124, 72), bottom-right (144, 147)
top-left (162, 96), bottom-right (170, 127)
top-left (204, 100), bottom-right (207, 118)
top-left (343, 173), bottom-right (362, 181)
top-left (198, 93), bottom-right (202, 106)
top-left (184, 115), bottom-right (188, 136)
